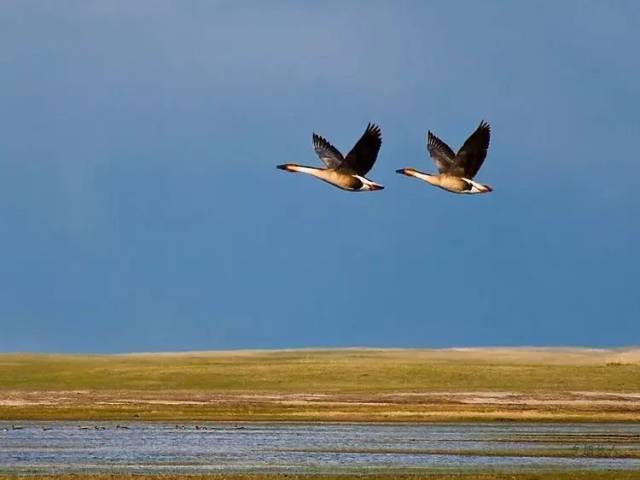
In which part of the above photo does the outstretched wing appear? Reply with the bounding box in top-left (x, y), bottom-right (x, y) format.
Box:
top-left (312, 133), bottom-right (344, 169)
top-left (427, 131), bottom-right (457, 174)
top-left (454, 121), bottom-right (491, 179)
top-left (342, 123), bottom-right (382, 176)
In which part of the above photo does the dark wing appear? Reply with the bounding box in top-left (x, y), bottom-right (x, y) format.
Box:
top-left (312, 133), bottom-right (344, 169)
top-left (341, 123), bottom-right (382, 176)
top-left (454, 121), bottom-right (491, 179)
top-left (427, 131), bottom-right (457, 174)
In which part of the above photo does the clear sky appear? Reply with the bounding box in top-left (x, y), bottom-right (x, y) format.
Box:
top-left (1, 1), bottom-right (639, 353)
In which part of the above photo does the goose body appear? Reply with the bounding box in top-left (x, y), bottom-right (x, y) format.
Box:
top-left (396, 121), bottom-right (492, 194)
top-left (277, 123), bottom-right (384, 192)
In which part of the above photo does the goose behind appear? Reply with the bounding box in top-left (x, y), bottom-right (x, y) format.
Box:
top-left (277, 123), bottom-right (384, 192)
top-left (396, 121), bottom-right (493, 194)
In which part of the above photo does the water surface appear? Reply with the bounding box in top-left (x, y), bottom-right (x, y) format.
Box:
top-left (1, 421), bottom-right (640, 474)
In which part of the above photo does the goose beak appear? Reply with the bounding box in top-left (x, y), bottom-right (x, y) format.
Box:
top-left (395, 168), bottom-right (406, 174)
top-left (277, 164), bottom-right (299, 173)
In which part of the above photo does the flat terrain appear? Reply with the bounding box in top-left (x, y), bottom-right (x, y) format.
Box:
top-left (1, 348), bottom-right (639, 422)
top-left (2, 473), bottom-right (640, 480)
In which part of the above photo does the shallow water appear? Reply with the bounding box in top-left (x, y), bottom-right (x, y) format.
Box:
top-left (1, 421), bottom-right (640, 474)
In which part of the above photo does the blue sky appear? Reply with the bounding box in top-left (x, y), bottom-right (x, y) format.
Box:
top-left (1, 1), bottom-right (638, 352)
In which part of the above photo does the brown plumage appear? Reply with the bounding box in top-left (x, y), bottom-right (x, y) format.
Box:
top-left (396, 121), bottom-right (493, 194)
top-left (277, 123), bottom-right (384, 192)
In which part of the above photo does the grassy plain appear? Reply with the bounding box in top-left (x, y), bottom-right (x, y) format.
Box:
top-left (0, 348), bottom-right (639, 422)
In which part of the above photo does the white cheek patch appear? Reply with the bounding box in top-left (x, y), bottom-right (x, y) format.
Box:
top-left (292, 166), bottom-right (320, 175)
top-left (411, 171), bottom-right (432, 182)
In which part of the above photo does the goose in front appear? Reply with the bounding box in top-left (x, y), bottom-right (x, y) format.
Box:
top-left (277, 123), bottom-right (384, 192)
top-left (396, 121), bottom-right (492, 194)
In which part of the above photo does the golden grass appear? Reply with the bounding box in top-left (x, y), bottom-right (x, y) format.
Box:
top-left (1, 348), bottom-right (639, 422)
top-left (2, 348), bottom-right (639, 392)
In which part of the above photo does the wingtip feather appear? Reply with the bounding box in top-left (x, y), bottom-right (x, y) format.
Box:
top-left (312, 132), bottom-right (329, 148)
top-left (366, 122), bottom-right (382, 142)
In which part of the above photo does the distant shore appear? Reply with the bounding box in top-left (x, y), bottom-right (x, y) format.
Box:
top-left (1, 348), bottom-right (638, 422)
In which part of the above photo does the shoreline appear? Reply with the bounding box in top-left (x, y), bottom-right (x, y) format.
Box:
top-left (1, 390), bottom-right (639, 423)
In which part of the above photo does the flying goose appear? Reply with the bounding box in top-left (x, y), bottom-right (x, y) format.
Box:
top-left (277, 123), bottom-right (384, 191)
top-left (396, 121), bottom-right (492, 194)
